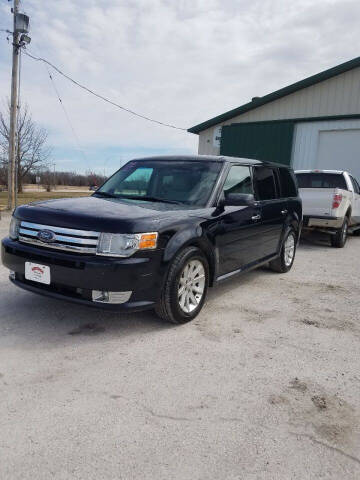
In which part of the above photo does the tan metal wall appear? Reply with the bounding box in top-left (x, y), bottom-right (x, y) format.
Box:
top-left (198, 67), bottom-right (360, 155)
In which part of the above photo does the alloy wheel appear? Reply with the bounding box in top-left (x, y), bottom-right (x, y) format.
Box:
top-left (284, 233), bottom-right (295, 267)
top-left (178, 259), bottom-right (205, 313)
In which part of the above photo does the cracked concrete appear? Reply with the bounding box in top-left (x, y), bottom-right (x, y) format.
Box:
top-left (1, 212), bottom-right (360, 479)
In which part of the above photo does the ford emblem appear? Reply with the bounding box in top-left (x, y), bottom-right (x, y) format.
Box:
top-left (37, 229), bottom-right (56, 243)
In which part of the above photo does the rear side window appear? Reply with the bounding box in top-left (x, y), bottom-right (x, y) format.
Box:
top-left (278, 168), bottom-right (298, 197)
top-left (223, 165), bottom-right (253, 195)
top-left (253, 167), bottom-right (277, 200)
top-left (296, 173), bottom-right (347, 190)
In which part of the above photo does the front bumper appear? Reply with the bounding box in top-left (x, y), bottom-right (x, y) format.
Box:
top-left (1, 237), bottom-right (164, 311)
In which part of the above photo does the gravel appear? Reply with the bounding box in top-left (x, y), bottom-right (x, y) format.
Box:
top-left (1, 212), bottom-right (360, 479)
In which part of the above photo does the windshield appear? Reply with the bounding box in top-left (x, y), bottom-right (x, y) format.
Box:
top-left (295, 173), bottom-right (347, 190)
top-left (96, 160), bottom-right (223, 207)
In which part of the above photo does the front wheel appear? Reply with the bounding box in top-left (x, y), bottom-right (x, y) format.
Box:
top-left (331, 218), bottom-right (348, 248)
top-left (155, 247), bottom-right (209, 324)
top-left (269, 229), bottom-right (297, 273)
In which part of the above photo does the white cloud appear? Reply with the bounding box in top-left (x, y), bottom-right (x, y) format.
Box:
top-left (0, 0), bottom-right (359, 172)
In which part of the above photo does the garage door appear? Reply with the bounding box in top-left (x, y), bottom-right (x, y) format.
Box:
top-left (317, 129), bottom-right (360, 181)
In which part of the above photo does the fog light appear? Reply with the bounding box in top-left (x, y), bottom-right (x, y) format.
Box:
top-left (9, 271), bottom-right (15, 280)
top-left (92, 290), bottom-right (132, 304)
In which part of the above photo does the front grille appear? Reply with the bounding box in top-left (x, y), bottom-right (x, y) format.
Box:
top-left (19, 221), bottom-right (100, 254)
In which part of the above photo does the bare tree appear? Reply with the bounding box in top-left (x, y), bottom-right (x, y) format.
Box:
top-left (0, 101), bottom-right (51, 192)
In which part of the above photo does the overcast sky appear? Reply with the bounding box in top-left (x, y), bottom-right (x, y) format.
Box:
top-left (0, 0), bottom-right (359, 175)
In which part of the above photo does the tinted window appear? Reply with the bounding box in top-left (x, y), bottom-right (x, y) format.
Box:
top-left (296, 173), bottom-right (347, 190)
top-left (278, 168), bottom-right (298, 197)
top-left (253, 167), bottom-right (277, 200)
top-left (97, 160), bottom-right (222, 207)
top-left (119, 167), bottom-right (153, 196)
top-left (223, 166), bottom-right (253, 196)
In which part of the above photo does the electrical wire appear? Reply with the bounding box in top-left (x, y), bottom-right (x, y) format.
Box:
top-left (23, 50), bottom-right (188, 132)
top-left (45, 65), bottom-right (88, 164)
top-left (28, 44), bottom-right (89, 167)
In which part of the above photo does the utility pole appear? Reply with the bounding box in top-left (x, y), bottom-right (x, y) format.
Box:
top-left (7, 2), bottom-right (30, 210)
top-left (7, 0), bottom-right (20, 210)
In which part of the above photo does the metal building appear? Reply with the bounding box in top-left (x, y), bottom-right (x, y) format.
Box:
top-left (188, 57), bottom-right (360, 180)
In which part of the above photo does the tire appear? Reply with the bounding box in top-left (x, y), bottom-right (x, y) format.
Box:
top-left (330, 218), bottom-right (348, 248)
top-left (269, 229), bottom-right (297, 273)
top-left (155, 246), bottom-right (209, 324)
top-left (353, 227), bottom-right (360, 237)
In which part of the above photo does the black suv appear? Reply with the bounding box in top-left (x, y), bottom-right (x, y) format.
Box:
top-left (2, 156), bottom-right (302, 324)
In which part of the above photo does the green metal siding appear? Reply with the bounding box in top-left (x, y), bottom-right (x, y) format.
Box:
top-left (220, 121), bottom-right (295, 165)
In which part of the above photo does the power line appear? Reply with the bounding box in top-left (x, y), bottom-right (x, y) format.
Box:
top-left (23, 50), bottom-right (188, 132)
top-left (45, 65), bottom-right (88, 165)
top-left (29, 44), bottom-right (89, 167)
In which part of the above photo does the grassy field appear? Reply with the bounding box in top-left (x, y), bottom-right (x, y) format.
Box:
top-left (0, 191), bottom-right (91, 209)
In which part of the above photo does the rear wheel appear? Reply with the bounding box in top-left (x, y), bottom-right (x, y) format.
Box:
top-left (155, 247), bottom-right (209, 324)
top-left (269, 229), bottom-right (296, 273)
top-left (331, 218), bottom-right (348, 248)
top-left (352, 227), bottom-right (360, 236)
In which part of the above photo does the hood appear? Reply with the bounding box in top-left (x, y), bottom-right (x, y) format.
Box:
top-left (14, 195), bottom-right (206, 233)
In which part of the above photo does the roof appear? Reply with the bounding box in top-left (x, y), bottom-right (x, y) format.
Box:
top-left (131, 154), bottom-right (286, 167)
top-left (188, 56), bottom-right (360, 134)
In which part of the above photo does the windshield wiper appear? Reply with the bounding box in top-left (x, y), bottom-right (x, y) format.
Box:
top-left (118, 195), bottom-right (182, 205)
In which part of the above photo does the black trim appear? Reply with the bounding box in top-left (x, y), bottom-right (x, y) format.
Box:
top-left (216, 252), bottom-right (278, 282)
top-left (303, 215), bottom-right (340, 221)
top-left (10, 277), bottom-right (155, 312)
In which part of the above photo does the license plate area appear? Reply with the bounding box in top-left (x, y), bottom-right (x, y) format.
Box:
top-left (25, 262), bottom-right (51, 285)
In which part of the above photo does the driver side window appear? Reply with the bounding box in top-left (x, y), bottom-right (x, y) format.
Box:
top-left (223, 166), bottom-right (253, 196)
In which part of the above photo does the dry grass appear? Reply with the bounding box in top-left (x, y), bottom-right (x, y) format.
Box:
top-left (0, 191), bottom-right (91, 210)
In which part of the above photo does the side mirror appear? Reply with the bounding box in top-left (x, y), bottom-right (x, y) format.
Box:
top-left (224, 193), bottom-right (255, 206)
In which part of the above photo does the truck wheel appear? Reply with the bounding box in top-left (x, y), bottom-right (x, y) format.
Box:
top-left (331, 218), bottom-right (348, 248)
top-left (269, 229), bottom-right (296, 273)
top-left (155, 246), bottom-right (209, 324)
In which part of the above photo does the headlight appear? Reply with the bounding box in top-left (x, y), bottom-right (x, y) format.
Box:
top-left (9, 217), bottom-right (20, 240)
top-left (96, 232), bottom-right (158, 257)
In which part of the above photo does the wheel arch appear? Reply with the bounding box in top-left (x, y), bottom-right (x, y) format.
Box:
top-left (162, 228), bottom-right (217, 287)
top-left (345, 206), bottom-right (352, 220)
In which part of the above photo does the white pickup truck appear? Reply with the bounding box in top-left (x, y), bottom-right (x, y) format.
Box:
top-left (295, 170), bottom-right (360, 247)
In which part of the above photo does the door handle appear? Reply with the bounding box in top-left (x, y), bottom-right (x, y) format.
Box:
top-left (281, 209), bottom-right (288, 215)
top-left (252, 214), bottom-right (261, 221)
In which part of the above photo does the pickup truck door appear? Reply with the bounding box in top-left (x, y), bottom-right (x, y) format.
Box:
top-left (253, 167), bottom-right (286, 257)
top-left (215, 165), bottom-right (263, 277)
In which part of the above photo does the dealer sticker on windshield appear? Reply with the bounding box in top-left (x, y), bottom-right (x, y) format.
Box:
top-left (25, 262), bottom-right (51, 285)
